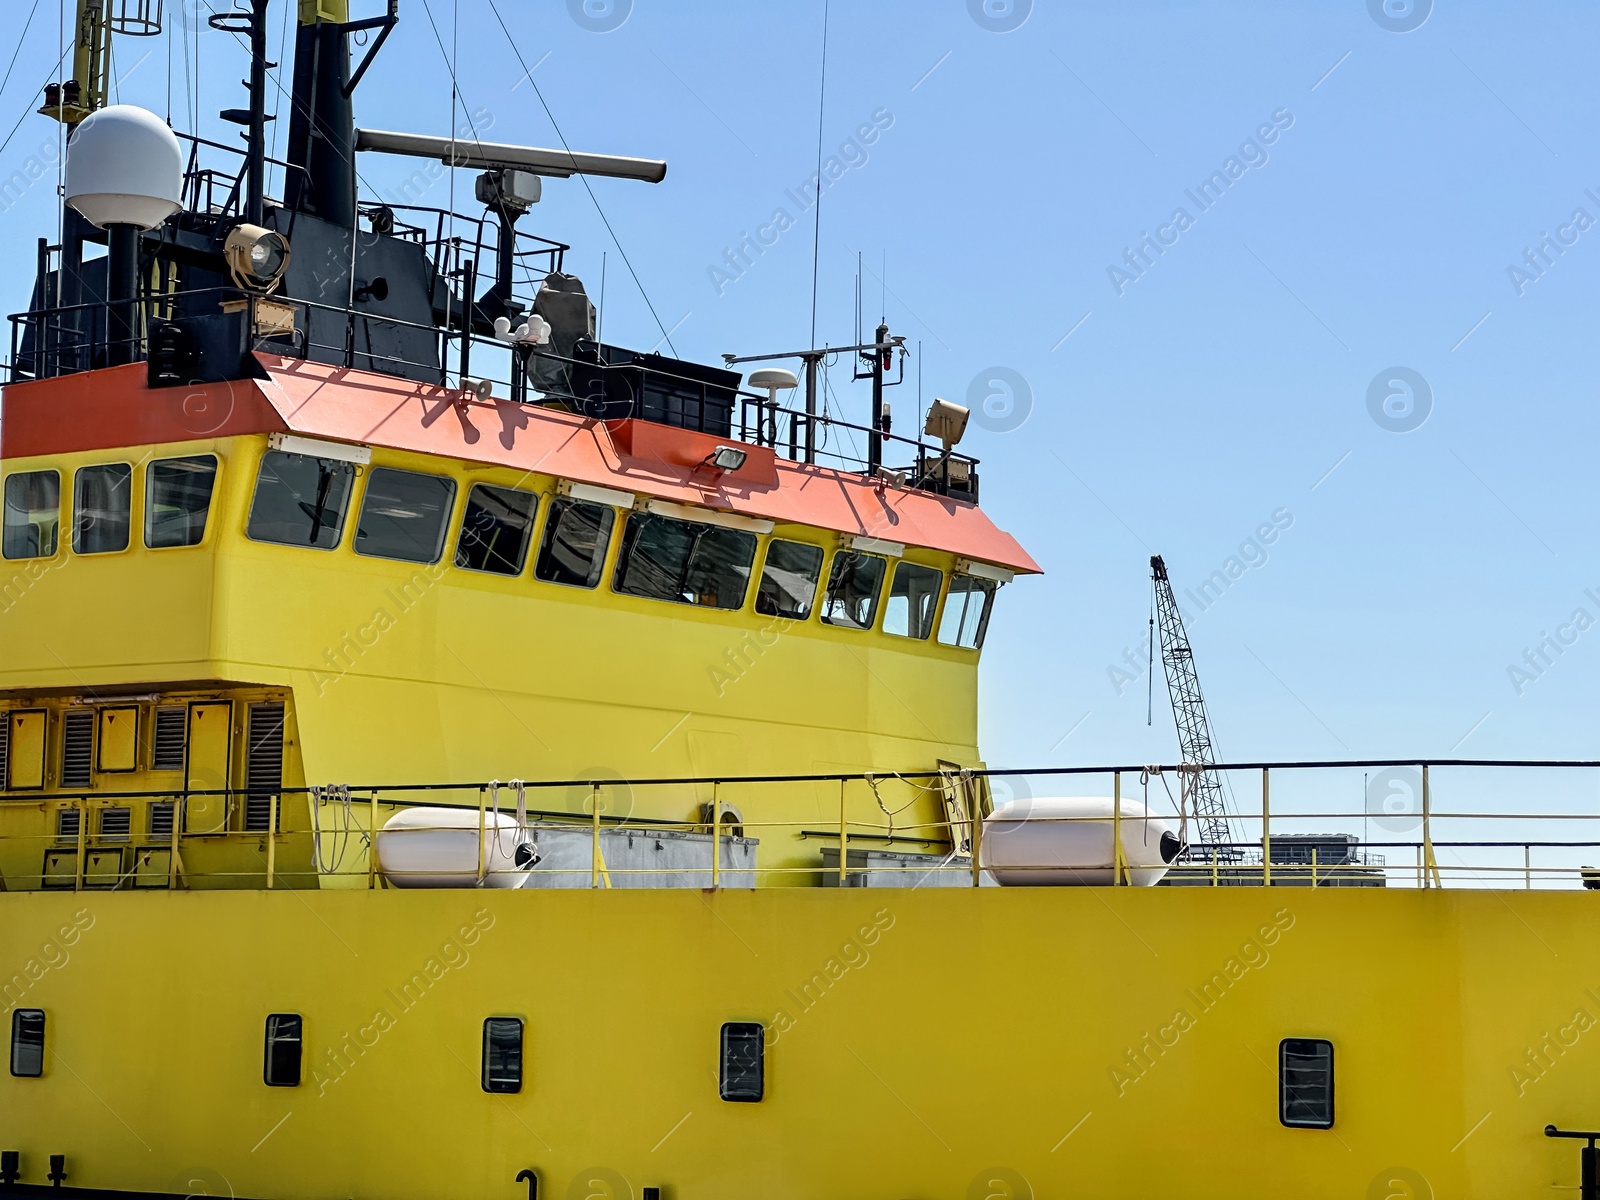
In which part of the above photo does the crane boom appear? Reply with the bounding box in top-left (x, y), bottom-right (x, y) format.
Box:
top-left (1150, 555), bottom-right (1241, 859)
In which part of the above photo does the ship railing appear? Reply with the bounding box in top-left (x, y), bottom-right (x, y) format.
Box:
top-left (4, 286), bottom-right (983, 491)
top-left (6, 759), bottom-right (1600, 892)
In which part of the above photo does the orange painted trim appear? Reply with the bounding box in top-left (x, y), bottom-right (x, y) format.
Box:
top-left (1, 355), bottom-right (1042, 574)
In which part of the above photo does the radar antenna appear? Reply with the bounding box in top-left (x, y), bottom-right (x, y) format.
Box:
top-left (1150, 555), bottom-right (1241, 861)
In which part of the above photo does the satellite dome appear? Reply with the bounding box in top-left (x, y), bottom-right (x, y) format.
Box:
top-left (65, 105), bottom-right (182, 230)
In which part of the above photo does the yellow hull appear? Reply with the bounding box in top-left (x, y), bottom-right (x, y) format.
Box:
top-left (0, 886), bottom-right (1590, 1198)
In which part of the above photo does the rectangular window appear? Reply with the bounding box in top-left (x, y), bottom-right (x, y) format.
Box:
top-left (354, 468), bottom-right (457, 563)
top-left (719, 1022), bottom-right (764, 1102)
top-left (264, 1014), bottom-right (303, 1087)
top-left (821, 551), bottom-right (887, 630)
top-left (3, 470), bottom-right (60, 560)
top-left (613, 513), bottom-right (756, 610)
top-left (246, 451), bottom-right (355, 550)
top-left (884, 562), bottom-right (943, 639)
top-left (146, 456), bottom-right (218, 549)
top-left (755, 540), bottom-right (823, 620)
top-left (60, 709), bottom-right (93, 789)
top-left (481, 1017), bottom-right (524, 1094)
top-left (152, 706), bottom-right (187, 771)
top-left (534, 498), bottom-right (614, 589)
top-left (73, 463), bottom-right (132, 554)
top-left (10, 1009), bottom-right (44, 1078)
top-left (937, 575), bottom-right (997, 650)
top-left (1280, 1038), bottom-right (1334, 1129)
top-left (456, 485), bottom-right (537, 576)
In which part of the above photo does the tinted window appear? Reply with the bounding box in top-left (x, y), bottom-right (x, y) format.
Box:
top-left (719, 1022), bottom-right (764, 1102)
top-left (456, 485), bottom-right (537, 576)
top-left (884, 562), bottom-right (942, 639)
top-left (821, 551), bottom-right (886, 629)
top-left (614, 513), bottom-right (755, 610)
top-left (10, 1009), bottom-right (44, 1078)
top-left (482, 1017), bottom-right (524, 1094)
top-left (937, 575), bottom-right (996, 649)
top-left (3, 471), bottom-right (60, 559)
top-left (146, 456), bottom-right (218, 548)
top-left (74, 463), bottom-right (131, 554)
top-left (263, 1013), bottom-right (302, 1087)
top-left (354, 468), bottom-right (457, 563)
top-left (534, 499), bottom-right (613, 589)
top-left (246, 451), bottom-right (355, 549)
top-left (755, 540), bottom-right (823, 620)
top-left (1279, 1038), bottom-right (1333, 1129)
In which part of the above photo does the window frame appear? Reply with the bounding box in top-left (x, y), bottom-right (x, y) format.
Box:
top-left (9, 1008), bottom-right (44, 1078)
top-left (719, 1021), bottom-right (765, 1103)
top-left (883, 560), bottom-right (944, 641)
top-left (820, 550), bottom-right (889, 631)
top-left (936, 573), bottom-right (998, 651)
top-left (454, 483), bottom-right (539, 577)
top-left (481, 1016), bottom-right (525, 1095)
top-left (1279, 1037), bottom-right (1334, 1129)
top-left (352, 466), bottom-right (459, 565)
top-left (245, 450), bottom-right (358, 552)
top-left (611, 511), bottom-right (758, 612)
top-left (753, 538), bottom-right (825, 621)
top-left (144, 454), bottom-right (220, 551)
top-left (2, 469), bottom-right (62, 561)
top-left (72, 462), bottom-right (133, 556)
top-left (263, 1013), bottom-right (303, 1088)
top-left (532, 497), bottom-right (616, 591)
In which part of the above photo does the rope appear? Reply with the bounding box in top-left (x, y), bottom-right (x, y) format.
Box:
top-left (864, 772), bottom-right (922, 839)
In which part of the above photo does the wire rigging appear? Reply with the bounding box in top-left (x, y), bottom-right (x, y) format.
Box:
top-left (0, 0), bottom-right (45, 108)
top-left (485, 0), bottom-right (678, 357)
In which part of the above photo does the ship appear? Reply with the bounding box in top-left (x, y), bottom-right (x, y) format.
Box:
top-left (1, 4), bottom-right (1598, 1200)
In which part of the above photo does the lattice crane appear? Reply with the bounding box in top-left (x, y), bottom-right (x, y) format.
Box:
top-left (1150, 555), bottom-right (1241, 860)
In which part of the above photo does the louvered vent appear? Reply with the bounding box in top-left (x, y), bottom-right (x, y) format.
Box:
top-left (61, 710), bottom-right (94, 789)
top-left (0, 713), bottom-right (9, 790)
top-left (149, 802), bottom-right (175, 836)
top-left (56, 808), bottom-right (81, 841)
top-left (152, 706), bottom-right (186, 771)
top-left (245, 702), bottom-right (285, 832)
top-left (99, 807), bottom-right (131, 839)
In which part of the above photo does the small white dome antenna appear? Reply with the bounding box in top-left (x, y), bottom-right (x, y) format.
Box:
top-left (747, 367), bottom-right (798, 446)
top-left (64, 105), bottom-right (182, 231)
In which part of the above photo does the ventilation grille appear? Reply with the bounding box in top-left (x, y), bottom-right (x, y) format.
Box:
top-left (61, 710), bottom-right (94, 789)
top-left (149, 802), bottom-right (175, 837)
top-left (56, 808), bottom-right (81, 841)
top-left (245, 703), bottom-right (285, 832)
top-left (0, 713), bottom-right (9, 790)
top-left (152, 706), bottom-right (186, 771)
top-left (99, 807), bottom-right (131, 839)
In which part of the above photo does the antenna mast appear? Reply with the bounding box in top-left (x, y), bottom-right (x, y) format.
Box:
top-left (1150, 555), bottom-right (1241, 861)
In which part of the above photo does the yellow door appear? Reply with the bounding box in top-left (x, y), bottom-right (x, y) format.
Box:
top-left (97, 706), bottom-right (138, 773)
top-left (184, 702), bottom-right (232, 834)
top-left (8, 710), bottom-right (46, 790)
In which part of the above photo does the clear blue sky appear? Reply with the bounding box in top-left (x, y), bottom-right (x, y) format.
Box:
top-left (2, 1), bottom-right (1596, 858)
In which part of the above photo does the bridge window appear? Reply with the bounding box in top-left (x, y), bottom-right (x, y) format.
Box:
top-left (719, 1022), bottom-right (764, 1102)
top-left (534, 499), bottom-right (613, 589)
top-left (1279, 1038), bottom-right (1334, 1129)
top-left (263, 1014), bottom-right (302, 1087)
top-left (456, 485), bottom-right (537, 576)
top-left (2, 470), bottom-right (60, 559)
top-left (884, 563), bottom-right (942, 639)
top-left (73, 464), bottom-right (131, 555)
top-left (481, 1017), bottom-right (524, 1094)
top-left (613, 513), bottom-right (756, 610)
top-left (755, 540), bottom-right (823, 620)
top-left (937, 575), bottom-right (996, 650)
top-left (247, 451), bottom-right (355, 550)
top-left (146, 456), bottom-right (218, 549)
top-left (821, 551), bottom-right (886, 630)
top-left (9, 1009), bottom-right (44, 1078)
top-left (354, 468), bottom-right (457, 564)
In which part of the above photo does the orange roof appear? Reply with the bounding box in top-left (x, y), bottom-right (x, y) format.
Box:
top-left (2, 355), bottom-right (1041, 574)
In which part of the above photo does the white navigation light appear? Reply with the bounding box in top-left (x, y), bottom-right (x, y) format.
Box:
top-left (64, 104), bottom-right (183, 230)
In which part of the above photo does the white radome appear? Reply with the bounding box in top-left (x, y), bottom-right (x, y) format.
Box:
top-left (64, 105), bottom-right (183, 230)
